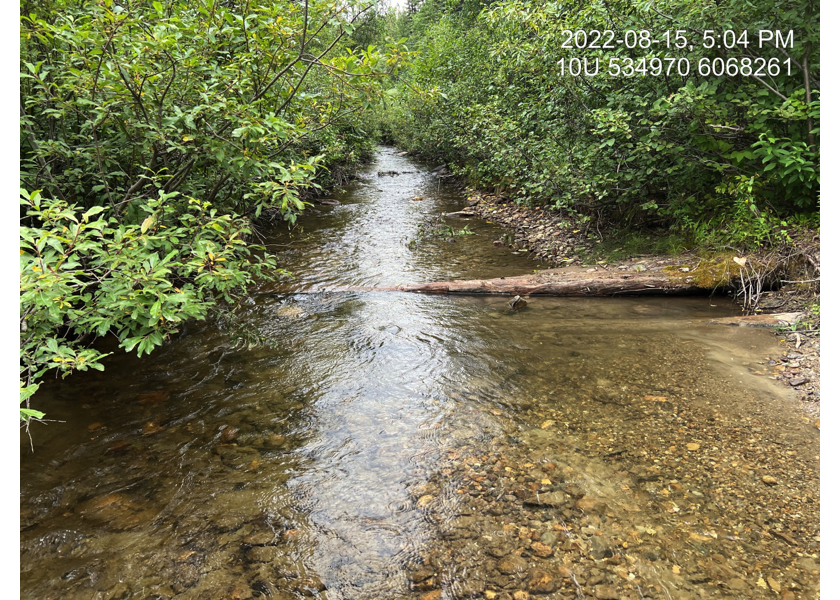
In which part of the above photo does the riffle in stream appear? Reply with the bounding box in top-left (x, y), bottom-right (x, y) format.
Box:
top-left (21, 148), bottom-right (819, 600)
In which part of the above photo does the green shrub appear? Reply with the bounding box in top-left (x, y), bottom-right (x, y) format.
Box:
top-left (19, 0), bottom-right (411, 424)
top-left (20, 188), bottom-right (278, 422)
top-left (379, 0), bottom-right (819, 235)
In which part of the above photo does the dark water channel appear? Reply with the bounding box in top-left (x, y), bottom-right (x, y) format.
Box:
top-left (21, 148), bottom-right (819, 599)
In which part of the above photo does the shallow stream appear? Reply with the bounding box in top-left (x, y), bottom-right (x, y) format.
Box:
top-left (21, 148), bottom-right (819, 600)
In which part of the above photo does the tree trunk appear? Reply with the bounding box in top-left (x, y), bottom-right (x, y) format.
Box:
top-left (395, 268), bottom-right (729, 297)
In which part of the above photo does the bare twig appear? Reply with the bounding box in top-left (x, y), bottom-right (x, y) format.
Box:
top-left (750, 75), bottom-right (788, 101)
top-left (20, 101), bottom-right (66, 201)
top-left (569, 572), bottom-right (585, 600)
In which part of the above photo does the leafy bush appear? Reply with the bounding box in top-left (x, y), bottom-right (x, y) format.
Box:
top-left (20, 188), bottom-right (276, 421)
top-left (19, 0), bottom-right (411, 422)
top-left (20, 0), bottom-right (409, 218)
top-left (378, 0), bottom-right (819, 237)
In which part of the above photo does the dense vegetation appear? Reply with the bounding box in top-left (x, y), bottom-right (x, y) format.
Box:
top-left (20, 0), bottom-right (407, 421)
top-left (19, 0), bottom-right (820, 423)
top-left (375, 0), bottom-right (819, 246)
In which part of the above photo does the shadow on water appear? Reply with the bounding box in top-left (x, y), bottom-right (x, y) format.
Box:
top-left (21, 148), bottom-right (819, 599)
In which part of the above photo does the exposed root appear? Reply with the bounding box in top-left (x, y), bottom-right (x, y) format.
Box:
top-left (733, 233), bottom-right (820, 313)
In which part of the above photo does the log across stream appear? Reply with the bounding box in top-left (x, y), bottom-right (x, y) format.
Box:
top-left (395, 267), bottom-right (722, 296)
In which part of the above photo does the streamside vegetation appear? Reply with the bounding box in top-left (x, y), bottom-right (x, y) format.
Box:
top-left (374, 0), bottom-right (819, 248)
top-left (20, 0), bottom-right (408, 421)
top-left (20, 0), bottom-right (820, 423)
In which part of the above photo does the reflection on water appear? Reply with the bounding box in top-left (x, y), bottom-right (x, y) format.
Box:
top-left (21, 148), bottom-right (819, 599)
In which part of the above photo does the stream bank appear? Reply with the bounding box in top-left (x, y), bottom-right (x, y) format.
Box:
top-left (439, 188), bottom-right (821, 408)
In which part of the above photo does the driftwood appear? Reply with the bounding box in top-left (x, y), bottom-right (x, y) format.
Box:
top-left (260, 263), bottom-right (745, 297)
top-left (444, 209), bottom-right (477, 217)
top-left (395, 268), bottom-right (727, 297)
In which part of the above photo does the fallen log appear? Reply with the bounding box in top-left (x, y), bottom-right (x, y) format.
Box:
top-left (258, 259), bottom-right (747, 297)
top-left (396, 267), bottom-right (730, 297)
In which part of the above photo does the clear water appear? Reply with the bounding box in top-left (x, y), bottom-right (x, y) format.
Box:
top-left (21, 148), bottom-right (819, 600)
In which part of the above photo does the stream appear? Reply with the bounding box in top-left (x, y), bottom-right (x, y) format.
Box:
top-left (21, 148), bottom-right (819, 600)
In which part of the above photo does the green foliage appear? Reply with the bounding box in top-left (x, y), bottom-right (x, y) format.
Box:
top-left (588, 231), bottom-right (692, 263)
top-left (378, 0), bottom-right (819, 240)
top-left (752, 132), bottom-right (819, 207)
top-left (777, 312), bottom-right (818, 334)
top-left (20, 0), bottom-right (410, 218)
top-left (20, 384), bottom-right (44, 423)
top-left (20, 188), bottom-right (277, 421)
top-left (442, 224), bottom-right (476, 237)
top-left (414, 220), bottom-right (476, 242)
top-left (20, 0), bottom-right (411, 422)
top-left (713, 175), bottom-right (793, 248)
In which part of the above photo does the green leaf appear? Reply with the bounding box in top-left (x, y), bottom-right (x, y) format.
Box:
top-left (20, 408), bottom-right (46, 421)
top-left (141, 215), bottom-right (155, 234)
top-left (83, 206), bottom-right (107, 221)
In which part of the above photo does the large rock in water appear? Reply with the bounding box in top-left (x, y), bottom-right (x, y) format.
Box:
top-left (76, 492), bottom-right (156, 531)
top-left (497, 554), bottom-right (528, 575)
top-left (527, 569), bottom-right (557, 593)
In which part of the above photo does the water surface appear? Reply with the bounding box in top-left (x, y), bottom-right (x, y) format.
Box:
top-left (21, 148), bottom-right (819, 599)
